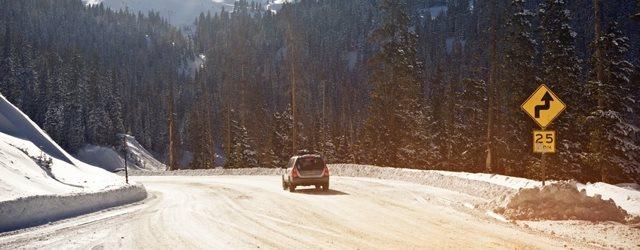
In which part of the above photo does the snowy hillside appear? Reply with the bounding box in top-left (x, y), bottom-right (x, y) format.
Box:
top-left (76, 134), bottom-right (166, 172)
top-left (0, 95), bottom-right (146, 232)
top-left (84, 0), bottom-right (287, 28)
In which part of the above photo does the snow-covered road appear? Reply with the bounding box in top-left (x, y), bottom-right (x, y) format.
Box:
top-left (0, 176), bottom-right (598, 249)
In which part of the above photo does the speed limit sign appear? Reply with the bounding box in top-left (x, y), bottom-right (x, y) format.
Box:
top-left (533, 130), bottom-right (556, 154)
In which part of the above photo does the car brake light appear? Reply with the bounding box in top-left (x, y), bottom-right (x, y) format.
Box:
top-left (291, 167), bottom-right (299, 178)
top-left (322, 165), bottom-right (330, 177)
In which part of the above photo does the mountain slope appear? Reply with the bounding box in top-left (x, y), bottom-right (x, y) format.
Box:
top-left (85, 0), bottom-right (285, 28)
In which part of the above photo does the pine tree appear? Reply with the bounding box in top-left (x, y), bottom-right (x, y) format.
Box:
top-left (453, 78), bottom-right (488, 172)
top-left (16, 44), bottom-right (39, 120)
top-left (539, 0), bottom-right (585, 179)
top-left (225, 115), bottom-right (259, 168)
top-left (167, 81), bottom-right (177, 171)
top-left (86, 69), bottom-right (111, 146)
top-left (64, 53), bottom-right (88, 152)
top-left (586, 17), bottom-right (639, 183)
top-left (41, 55), bottom-right (72, 147)
top-left (187, 80), bottom-right (216, 169)
top-left (499, 0), bottom-right (538, 175)
top-left (313, 121), bottom-right (337, 163)
top-left (361, 0), bottom-right (428, 168)
top-left (0, 35), bottom-right (22, 109)
top-left (105, 73), bottom-right (125, 144)
top-left (271, 106), bottom-right (294, 167)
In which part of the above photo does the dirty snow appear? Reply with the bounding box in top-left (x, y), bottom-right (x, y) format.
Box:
top-left (497, 181), bottom-right (630, 222)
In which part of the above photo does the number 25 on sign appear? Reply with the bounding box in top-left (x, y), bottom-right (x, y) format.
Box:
top-left (533, 130), bottom-right (556, 153)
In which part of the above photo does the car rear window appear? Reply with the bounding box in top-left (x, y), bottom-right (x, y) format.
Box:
top-left (296, 157), bottom-right (325, 170)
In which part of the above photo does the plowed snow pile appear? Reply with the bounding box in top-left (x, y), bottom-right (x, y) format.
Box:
top-left (497, 181), bottom-right (630, 222)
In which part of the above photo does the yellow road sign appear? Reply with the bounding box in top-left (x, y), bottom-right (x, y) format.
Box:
top-left (533, 130), bottom-right (556, 154)
top-left (521, 85), bottom-right (566, 129)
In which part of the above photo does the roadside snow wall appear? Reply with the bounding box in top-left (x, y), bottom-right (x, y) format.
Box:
top-left (497, 181), bottom-right (630, 222)
top-left (0, 184), bottom-right (147, 232)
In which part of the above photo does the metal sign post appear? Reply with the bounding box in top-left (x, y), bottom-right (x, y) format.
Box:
top-left (122, 135), bottom-right (129, 184)
top-left (522, 84), bottom-right (566, 186)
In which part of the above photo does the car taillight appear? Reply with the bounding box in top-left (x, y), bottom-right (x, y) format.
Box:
top-left (322, 165), bottom-right (330, 177)
top-left (291, 167), bottom-right (299, 178)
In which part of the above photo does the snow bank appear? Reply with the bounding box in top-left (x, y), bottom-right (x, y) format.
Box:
top-left (435, 171), bottom-right (541, 190)
top-left (497, 181), bottom-right (631, 222)
top-left (0, 184), bottom-right (146, 232)
top-left (578, 182), bottom-right (640, 216)
top-left (0, 94), bottom-right (147, 231)
top-left (329, 164), bottom-right (516, 200)
top-left (433, 169), bottom-right (640, 218)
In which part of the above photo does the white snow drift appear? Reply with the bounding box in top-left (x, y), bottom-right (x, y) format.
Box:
top-left (0, 95), bottom-right (146, 232)
top-left (76, 134), bottom-right (165, 172)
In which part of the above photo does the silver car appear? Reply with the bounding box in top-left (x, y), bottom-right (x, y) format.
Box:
top-left (282, 153), bottom-right (330, 192)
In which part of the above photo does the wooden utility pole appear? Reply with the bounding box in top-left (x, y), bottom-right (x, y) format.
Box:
top-left (287, 17), bottom-right (297, 154)
top-left (321, 80), bottom-right (326, 156)
top-left (541, 153), bottom-right (547, 186)
top-left (485, 0), bottom-right (499, 173)
top-left (204, 81), bottom-right (215, 168)
top-left (167, 81), bottom-right (176, 171)
top-left (593, 0), bottom-right (608, 182)
top-left (226, 104), bottom-right (232, 160)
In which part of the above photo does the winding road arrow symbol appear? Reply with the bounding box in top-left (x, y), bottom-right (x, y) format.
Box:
top-left (534, 92), bottom-right (554, 118)
top-left (522, 84), bottom-right (565, 128)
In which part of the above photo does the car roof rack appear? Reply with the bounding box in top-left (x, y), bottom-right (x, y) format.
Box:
top-left (296, 149), bottom-right (316, 155)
